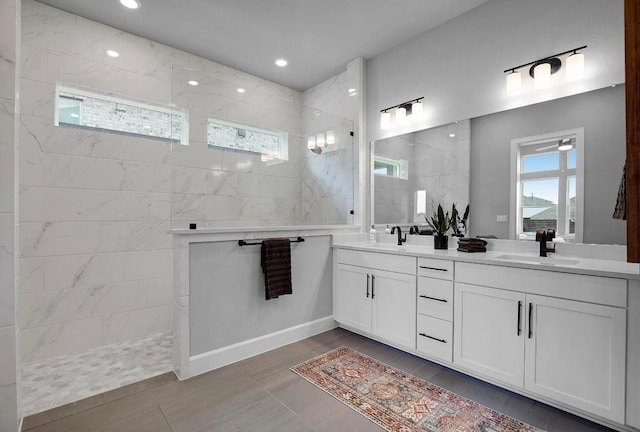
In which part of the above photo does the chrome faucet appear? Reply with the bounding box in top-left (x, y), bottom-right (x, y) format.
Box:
top-left (535, 229), bottom-right (556, 257)
top-left (390, 226), bottom-right (407, 246)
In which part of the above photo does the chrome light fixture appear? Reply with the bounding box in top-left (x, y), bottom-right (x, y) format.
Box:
top-left (379, 97), bottom-right (424, 129)
top-left (504, 46), bottom-right (586, 96)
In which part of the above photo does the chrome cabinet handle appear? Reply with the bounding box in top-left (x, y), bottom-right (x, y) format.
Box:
top-left (419, 333), bottom-right (446, 344)
top-left (419, 295), bottom-right (447, 303)
top-left (419, 265), bottom-right (448, 272)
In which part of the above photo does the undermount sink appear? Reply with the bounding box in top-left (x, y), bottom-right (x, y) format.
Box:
top-left (495, 254), bottom-right (580, 266)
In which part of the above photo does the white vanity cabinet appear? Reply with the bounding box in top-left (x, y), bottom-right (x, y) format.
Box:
top-left (454, 262), bottom-right (627, 424)
top-left (335, 249), bottom-right (417, 350)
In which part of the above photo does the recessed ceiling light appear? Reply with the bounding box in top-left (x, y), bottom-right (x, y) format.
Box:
top-left (274, 58), bottom-right (288, 67)
top-left (449, 133), bottom-right (456, 138)
top-left (120, 0), bottom-right (141, 9)
top-left (106, 50), bottom-right (119, 58)
top-left (237, 88), bottom-right (246, 93)
top-left (188, 80), bottom-right (199, 86)
top-left (348, 88), bottom-right (356, 94)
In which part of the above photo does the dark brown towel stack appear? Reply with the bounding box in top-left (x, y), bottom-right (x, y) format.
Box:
top-left (457, 237), bottom-right (488, 253)
top-left (261, 238), bottom-right (293, 300)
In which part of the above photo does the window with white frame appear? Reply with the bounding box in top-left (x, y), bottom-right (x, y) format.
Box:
top-left (373, 155), bottom-right (409, 180)
top-left (510, 128), bottom-right (584, 242)
top-left (207, 118), bottom-right (288, 160)
top-left (55, 85), bottom-right (188, 144)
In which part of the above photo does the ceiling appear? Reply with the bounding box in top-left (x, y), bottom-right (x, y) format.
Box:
top-left (36, 0), bottom-right (490, 91)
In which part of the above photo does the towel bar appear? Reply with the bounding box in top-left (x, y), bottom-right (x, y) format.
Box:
top-left (238, 236), bottom-right (305, 246)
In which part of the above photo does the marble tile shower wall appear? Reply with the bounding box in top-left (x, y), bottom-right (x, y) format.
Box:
top-left (169, 64), bottom-right (305, 228)
top-left (17, 0), bottom-right (352, 364)
top-left (0, 0), bottom-right (20, 429)
top-left (301, 68), bottom-right (358, 225)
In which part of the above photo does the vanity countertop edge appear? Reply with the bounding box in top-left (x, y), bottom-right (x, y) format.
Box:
top-left (332, 242), bottom-right (640, 280)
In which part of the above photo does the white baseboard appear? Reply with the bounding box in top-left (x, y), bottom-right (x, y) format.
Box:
top-left (187, 316), bottom-right (336, 378)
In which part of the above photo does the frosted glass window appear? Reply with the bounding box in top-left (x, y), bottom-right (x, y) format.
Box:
top-left (55, 85), bottom-right (188, 144)
top-left (207, 118), bottom-right (288, 160)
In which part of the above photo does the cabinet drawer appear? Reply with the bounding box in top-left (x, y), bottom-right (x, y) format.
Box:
top-left (417, 277), bottom-right (453, 321)
top-left (417, 257), bottom-right (453, 280)
top-left (336, 249), bottom-right (416, 274)
top-left (456, 262), bottom-right (626, 307)
top-left (417, 315), bottom-right (453, 362)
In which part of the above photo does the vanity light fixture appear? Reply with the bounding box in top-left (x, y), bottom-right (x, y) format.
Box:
top-left (504, 45), bottom-right (586, 96)
top-left (316, 132), bottom-right (326, 147)
top-left (119, 0), bottom-right (141, 9)
top-left (326, 130), bottom-right (336, 145)
top-left (307, 136), bottom-right (316, 149)
top-left (379, 97), bottom-right (424, 129)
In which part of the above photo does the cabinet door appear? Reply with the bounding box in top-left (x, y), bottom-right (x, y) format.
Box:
top-left (525, 295), bottom-right (626, 423)
top-left (371, 269), bottom-right (417, 350)
top-left (454, 283), bottom-right (526, 387)
top-left (335, 264), bottom-right (372, 334)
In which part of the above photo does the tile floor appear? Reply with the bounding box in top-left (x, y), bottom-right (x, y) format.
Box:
top-left (21, 332), bottom-right (173, 416)
top-left (22, 328), bottom-right (616, 432)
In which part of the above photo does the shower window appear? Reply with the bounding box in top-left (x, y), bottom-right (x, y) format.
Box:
top-left (55, 85), bottom-right (188, 144)
top-left (207, 118), bottom-right (288, 160)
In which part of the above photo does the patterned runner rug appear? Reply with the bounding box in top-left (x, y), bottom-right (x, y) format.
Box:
top-left (291, 346), bottom-right (544, 432)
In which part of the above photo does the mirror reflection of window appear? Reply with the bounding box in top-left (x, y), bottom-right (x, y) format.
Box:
top-left (512, 130), bottom-right (582, 241)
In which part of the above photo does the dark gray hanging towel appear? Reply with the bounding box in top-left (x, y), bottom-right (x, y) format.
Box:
top-left (613, 163), bottom-right (626, 220)
top-left (261, 238), bottom-right (293, 300)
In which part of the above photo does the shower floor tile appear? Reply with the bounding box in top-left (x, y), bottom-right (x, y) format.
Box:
top-left (21, 332), bottom-right (173, 416)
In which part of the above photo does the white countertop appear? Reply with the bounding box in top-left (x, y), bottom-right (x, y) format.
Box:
top-left (333, 241), bottom-right (640, 280)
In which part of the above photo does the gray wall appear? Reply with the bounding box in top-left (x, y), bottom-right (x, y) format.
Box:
top-left (470, 85), bottom-right (626, 245)
top-left (189, 236), bottom-right (333, 356)
top-left (366, 0), bottom-right (624, 143)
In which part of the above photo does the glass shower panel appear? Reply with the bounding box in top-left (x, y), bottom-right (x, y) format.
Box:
top-left (170, 64), bottom-right (355, 229)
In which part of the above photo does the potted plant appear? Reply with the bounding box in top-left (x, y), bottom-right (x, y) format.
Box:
top-left (425, 204), bottom-right (451, 249)
top-left (451, 204), bottom-right (470, 237)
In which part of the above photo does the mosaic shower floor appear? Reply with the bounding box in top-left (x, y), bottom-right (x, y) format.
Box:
top-left (21, 332), bottom-right (174, 416)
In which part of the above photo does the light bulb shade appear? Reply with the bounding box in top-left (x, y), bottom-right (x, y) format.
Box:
top-left (395, 106), bottom-right (407, 124)
top-left (307, 136), bottom-right (316, 149)
top-left (411, 101), bottom-right (423, 119)
top-left (534, 63), bottom-right (551, 89)
top-left (506, 71), bottom-right (522, 96)
top-left (316, 133), bottom-right (326, 147)
top-left (325, 130), bottom-right (335, 145)
top-left (566, 52), bottom-right (585, 81)
top-left (380, 111), bottom-right (391, 129)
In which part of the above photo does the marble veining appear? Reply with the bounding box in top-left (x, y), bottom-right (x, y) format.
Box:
top-left (21, 332), bottom-right (173, 416)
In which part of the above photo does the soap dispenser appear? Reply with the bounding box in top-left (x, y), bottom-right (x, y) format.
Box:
top-left (385, 225), bottom-right (391, 234)
top-left (369, 225), bottom-right (377, 243)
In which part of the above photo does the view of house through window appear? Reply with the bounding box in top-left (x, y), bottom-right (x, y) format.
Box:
top-left (207, 118), bottom-right (288, 160)
top-left (55, 85), bottom-right (188, 144)
top-left (512, 130), bottom-right (583, 241)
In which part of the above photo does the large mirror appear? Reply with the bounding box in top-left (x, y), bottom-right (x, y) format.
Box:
top-left (372, 120), bottom-right (470, 228)
top-left (372, 84), bottom-right (627, 245)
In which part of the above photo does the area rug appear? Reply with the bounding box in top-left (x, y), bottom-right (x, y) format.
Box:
top-left (291, 346), bottom-right (544, 432)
